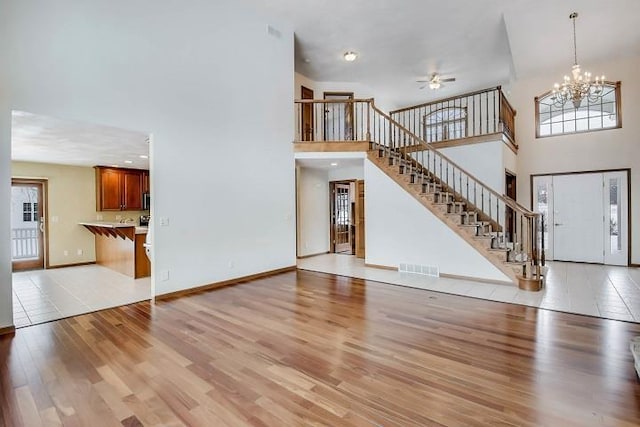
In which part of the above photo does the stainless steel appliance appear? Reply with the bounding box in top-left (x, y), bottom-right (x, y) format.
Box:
top-left (142, 192), bottom-right (151, 211)
top-left (139, 215), bottom-right (150, 226)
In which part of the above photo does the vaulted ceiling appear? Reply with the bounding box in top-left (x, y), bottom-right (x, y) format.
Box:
top-left (258, 0), bottom-right (640, 108)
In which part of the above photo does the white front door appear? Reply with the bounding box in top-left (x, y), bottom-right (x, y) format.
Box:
top-left (553, 173), bottom-right (604, 263)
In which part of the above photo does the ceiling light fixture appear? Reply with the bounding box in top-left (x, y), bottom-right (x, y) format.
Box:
top-left (330, 162), bottom-right (338, 166)
top-left (139, 155), bottom-right (148, 159)
top-left (343, 51), bottom-right (358, 62)
top-left (124, 160), bottom-right (133, 164)
top-left (551, 12), bottom-right (605, 109)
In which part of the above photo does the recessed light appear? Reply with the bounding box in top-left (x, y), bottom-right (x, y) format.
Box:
top-left (330, 162), bottom-right (338, 166)
top-left (343, 51), bottom-right (358, 62)
top-left (124, 160), bottom-right (133, 164)
top-left (139, 155), bottom-right (149, 159)
top-left (111, 164), bottom-right (119, 168)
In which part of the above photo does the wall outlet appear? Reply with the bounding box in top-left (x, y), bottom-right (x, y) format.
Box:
top-left (160, 270), bottom-right (170, 281)
top-left (159, 217), bottom-right (170, 227)
top-left (228, 261), bottom-right (234, 269)
top-left (51, 216), bottom-right (59, 223)
top-left (97, 214), bottom-right (104, 221)
top-left (63, 250), bottom-right (69, 256)
top-left (77, 249), bottom-right (83, 256)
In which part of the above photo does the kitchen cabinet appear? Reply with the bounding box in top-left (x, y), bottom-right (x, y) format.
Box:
top-left (95, 167), bottom-right (147, 211)
top-left (142, 170), bottom-right (150, 194)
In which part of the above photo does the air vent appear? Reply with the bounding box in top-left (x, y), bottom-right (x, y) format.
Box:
top-left (266, 25), bottom-right (282, 39)
top-left (399, 263), bottom-right (439, 277)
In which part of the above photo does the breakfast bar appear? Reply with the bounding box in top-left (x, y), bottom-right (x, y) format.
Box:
top-left (79, 222), bottom-right (150, 279)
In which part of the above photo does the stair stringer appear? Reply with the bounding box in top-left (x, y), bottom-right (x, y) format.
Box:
top-left (366, 152), bottom-right (519, 284)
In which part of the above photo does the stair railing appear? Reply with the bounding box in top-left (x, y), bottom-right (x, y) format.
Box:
top-left (370, 101), bottom-right (541, 278)
top-left (293, 97), bottom-right (542, 279)
top-left (389, 86), bottom-right (516, 145)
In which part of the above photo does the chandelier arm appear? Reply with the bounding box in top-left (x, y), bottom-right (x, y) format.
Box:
top-left (572, 13), bottom-right (578, 66)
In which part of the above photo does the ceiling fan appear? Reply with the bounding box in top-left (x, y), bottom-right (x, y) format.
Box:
top-left (417, 73), bottom-right (456, 90)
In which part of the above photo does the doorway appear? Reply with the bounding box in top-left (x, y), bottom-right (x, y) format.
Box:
top-left (505, 170), bottom-right (516, 242)
top-left (532, 170), bottom-right (630, 265)
top-left (301, 86), bottom-right (314, 141)
top-left (11, 179), bottom-right (47, 271)
top-left (323, 92), bottom-right (354, 141)
top-left (331, 182), bottom-right (353, 254)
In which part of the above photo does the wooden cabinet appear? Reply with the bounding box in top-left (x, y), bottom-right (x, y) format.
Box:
top-left (95, 167), bottom-right (147, 211)
top-left (142, 170), bottom-right (150, 194)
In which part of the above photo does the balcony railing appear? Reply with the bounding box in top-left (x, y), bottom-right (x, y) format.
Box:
top-left (11, 227), bottom-right (39, 260)
top-left (389, 86), bottom-right (516, 145)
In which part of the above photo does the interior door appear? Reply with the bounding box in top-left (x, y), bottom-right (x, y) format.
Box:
top-left (332, 183), bottom-right (352, 254)
top-left (301, 86), bottom-right (314, 141)
top-left (355, 180), bottom-right (365, 258)
top-left (553, 173), bottom-right (604, 263)
top-left (11, 180), bottom-right (46, 271)
top-left (505, 171), bottom-right (516, 241)
top-left (324, 92), bottom-right (354, 141)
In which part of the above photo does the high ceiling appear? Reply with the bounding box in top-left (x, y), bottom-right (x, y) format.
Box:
top-left (12, 111), bottom-right (149, 169)
top-left (258, 0), bottom-right (640, 108)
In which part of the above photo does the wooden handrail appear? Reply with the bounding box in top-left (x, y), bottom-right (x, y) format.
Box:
top-left (370, 100), bottom-right (535, 218)
top-left (295, 98), bottom-right (374, 104)
top-left (389, 87), bottom-right (502, 115)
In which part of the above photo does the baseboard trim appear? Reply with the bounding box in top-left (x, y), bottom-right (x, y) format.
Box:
top-left (631, 263), bottom-right (640, 268)
top-left (155, 266), bottom-right (297, 301)
top-left (440, 273), bottom-right (513, 286)
top-left (297, 251), bottom-right (330, 259)
top-left (47, 261), bottom-right (96, 270)
top-left (0, 325), bottom-right (16, 336)
top-left (365, 263), bottom-right (398, 271)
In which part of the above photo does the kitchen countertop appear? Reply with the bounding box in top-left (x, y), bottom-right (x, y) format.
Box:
top-left (79, 222), bottom-right (148, 234)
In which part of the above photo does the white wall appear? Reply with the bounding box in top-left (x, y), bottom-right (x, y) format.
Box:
top-left (328, 165), bottom-right (364, 181)
top-left (440, 141), bottom-right (506, 195)
top-left (365, 159), bottom-right (510, 282)
top-left (0, 0), bottom-right (295, 322)
top-left (297, 167), bottom-right (330, 257)
top-left (511, 55), bottom-right (640, 264)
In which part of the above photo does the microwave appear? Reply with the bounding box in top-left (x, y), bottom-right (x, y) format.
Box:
top-left (142, 192), bottom-right (151, 211)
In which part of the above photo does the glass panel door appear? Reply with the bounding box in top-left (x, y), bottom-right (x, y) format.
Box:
top-left (11, 180), bottom-right (45, 271)
top-left (604, 171), bottom-right (628, 265)
top-left (333, 183), bottom-right (352, 254)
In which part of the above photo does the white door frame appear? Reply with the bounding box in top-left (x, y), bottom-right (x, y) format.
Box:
top-left (531, 169), bottom-right (630, 266)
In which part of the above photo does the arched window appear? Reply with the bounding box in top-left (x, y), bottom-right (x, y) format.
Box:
top-left (423, 107), bottom-right (467, 142)
top-left (535, 82), bottom-right (621, 138)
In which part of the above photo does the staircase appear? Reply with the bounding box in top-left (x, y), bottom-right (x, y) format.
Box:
top-left (294, 92), bottom-right (544, 290)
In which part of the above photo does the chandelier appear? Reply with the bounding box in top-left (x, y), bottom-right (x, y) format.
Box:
top-left (551, 12), bottom-right (605, 109)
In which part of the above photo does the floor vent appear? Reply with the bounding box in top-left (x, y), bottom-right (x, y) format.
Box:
top-left (399, 263), bottom-right (439, 277)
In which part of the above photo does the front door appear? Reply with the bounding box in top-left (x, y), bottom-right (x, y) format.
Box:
top-left (332, 183), bottom-right (352, 254)
top-left (11, 179), bottom-right (46, 271)
top-left (553, 173), bottom-right (604, 263)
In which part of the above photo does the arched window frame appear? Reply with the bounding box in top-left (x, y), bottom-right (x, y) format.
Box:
top-left (535, 81), bottom-right (621, 138)
top-left (422, 106), bottom-right (467, 143)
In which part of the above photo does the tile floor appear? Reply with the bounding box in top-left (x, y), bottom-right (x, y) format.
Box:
top-left (12, 265), bottom-right (151, 328)
top-left (298, 254), bottom-right (640, 323)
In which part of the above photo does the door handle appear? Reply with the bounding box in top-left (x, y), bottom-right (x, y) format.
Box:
top-left (39, 218), bottom-right (45, 233)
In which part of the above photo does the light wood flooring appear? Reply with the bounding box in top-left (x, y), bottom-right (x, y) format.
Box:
top-left (2, 269), bottom-right (640, 426)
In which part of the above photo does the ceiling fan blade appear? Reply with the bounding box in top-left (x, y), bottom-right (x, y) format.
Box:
top-left (441, 78), bottom-right (456, 82)
top-left (416, 80), bottom-right (429, 83)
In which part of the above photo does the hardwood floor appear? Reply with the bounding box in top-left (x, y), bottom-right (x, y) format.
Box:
top-left (2, 269), bottom-right (640, 426)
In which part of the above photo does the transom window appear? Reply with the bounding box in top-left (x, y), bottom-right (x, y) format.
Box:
top-left (423, 107), bottom-right (467, 142)
top-left (535, 81), bottom-right (621, 138)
